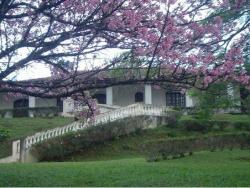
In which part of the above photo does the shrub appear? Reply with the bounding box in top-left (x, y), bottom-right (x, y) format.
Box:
top-left (233, 121), bottom-right (250, 131)
top-left (146, 152), bottom-right (162, 162)
top-left (0, 128), bottom-right (10, 142)
top-left (143, 138), bottom-right (193, 161)
top-left (179, 119), bottom-right (208, 132)
top-left (189, 83), bottom-right (240, 121)
top-left (165, 110), bottom-right (182, 128)
top-left (208, 120), bottom-right (231, 131)
top-left (167, 132), bottom-right (177, 138)
top-left (0, 141), bottom-right (12, 158)
top-left (179, 119), bottom-right (232, 132)
top-left (143, 133), bottom-right (250, 162)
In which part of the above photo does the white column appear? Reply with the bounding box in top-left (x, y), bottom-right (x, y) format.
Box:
top-left (106, 87), bottom-right (113, 105)
top-left (145, 84), bottom-right (152, 105)
top-left (28, 96), bottom-right (36, 117)
top-left (227, 83), bottom-right (234, 98)
top-left (227, 84), bottom-right (241, 112)
top-left (62, 97), bottom-right (74, 116)
top-left (29, 96), bottom-right (36, 108)
top-left (186, 94), bottom-right (194, 107)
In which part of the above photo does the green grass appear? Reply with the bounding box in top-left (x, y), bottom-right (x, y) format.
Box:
top-left (65, 126), bottom-right (209, 161)
top-left (1, 114), bottom-right (249, 142)
top-left (0, 117), bottom-right (73, 158)
top-left (62, 122), bottom-right (248, 162)
top-left (0, 117), bottom-right (73, 140)
top-left (0, 115), bottom-right (250, 186)
top-left (212, 114), bottom-right (250, 122)
top-left (0, 150), bottom-right (250, 187)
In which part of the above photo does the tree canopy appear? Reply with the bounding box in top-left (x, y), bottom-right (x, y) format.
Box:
top-left (0, 0), bottom-right (249, 99)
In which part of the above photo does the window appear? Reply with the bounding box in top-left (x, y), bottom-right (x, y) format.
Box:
top-left (92, 94), bottom-right (106, 104)
top-left (135, 92), bottom-right (144, 103)
top-left (166, 92), bottom-right (186, 107)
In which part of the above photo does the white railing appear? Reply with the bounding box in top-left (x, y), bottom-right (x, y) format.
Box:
top-left (23, 104), bottom-right (170, 149)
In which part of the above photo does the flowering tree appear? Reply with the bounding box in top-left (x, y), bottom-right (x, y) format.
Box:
top-left (0, 0), bottom-right (249, 100)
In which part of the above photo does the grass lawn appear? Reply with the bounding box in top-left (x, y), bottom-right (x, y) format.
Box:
top-left (0, 149), bottom-right (249, 187)
top-left (212, 114), bottom-right (250, 122)
top-left (0, 117), bottom-right (73, 158)
top-left (64, 126), bottom-right (209, 162)
top-left (0, 114), bottom-right (250, 186)
top-left (1, 114), bottom-right (249, 142)
top-left (0, 117), bottom-right (73, 140)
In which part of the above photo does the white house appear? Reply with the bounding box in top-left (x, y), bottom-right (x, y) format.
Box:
top-left (0, 83), bottom-right (195, 118)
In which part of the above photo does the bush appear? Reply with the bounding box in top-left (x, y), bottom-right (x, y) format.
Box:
top-left (143, 138), bottom-right (193, 161)
top-left (146, 152), bottom-right (162, 162)
top-left (208, 120), bottom-right (231, 131)
top-left (165, 110), bottom-right (182, 128)
top-left (0, 141), bottom-right (12, 158)
top-left (179, 119), bottom-right (208, 132)
top-left (143, 133), bottom-right (250, 162)
top-left (179, 119), bottom-right (233, 132)
top-left (233, 121), bottom-right (250, 131)
top-left (0, 129), bottom-right (10, 142)
top-left (167, 132), bottom-right (177, 137)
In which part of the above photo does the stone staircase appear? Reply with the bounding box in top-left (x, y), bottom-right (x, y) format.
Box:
top-left (0, 103), bottom-right (170, 163)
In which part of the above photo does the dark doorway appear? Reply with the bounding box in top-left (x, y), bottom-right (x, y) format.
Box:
top-left (135, 92), bottom-right (144, 103)
top-left (57, 98), bottom-right (63, 112)
top-left (13, 99), bottom-right (29, 117)
top-left (92, 94), bottom-right (106, 104)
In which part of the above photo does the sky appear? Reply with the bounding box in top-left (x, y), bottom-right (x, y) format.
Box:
top-left (16, 48), bottom-right (125, 81)
top-left (14, 0), bottom-right (248, 81)
top-left (13, 1), bottom-right (210, 81)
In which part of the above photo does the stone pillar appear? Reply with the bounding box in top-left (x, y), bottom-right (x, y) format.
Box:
top-left (62, 97), bottom-right (74, 116)
top-left (106, 87), bottom-right (113, 105)
top-left (4, 110), bottom-right (13, 118)
top-left (12, 140), bottom-right (21, 162)
top-left (0, 140), bottom-right (21, 163)
top-left (20, 139), bottom-right (37, 163)
top-left (145, 84), bottom-right (152, 105)
top-left (28, 96), bottom-right (36, 117)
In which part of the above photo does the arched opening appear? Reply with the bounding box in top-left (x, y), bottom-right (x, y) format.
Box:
top-left (13, 98), bottom-right (29, 117)
top-left (92, 94), bottom-right (106, 104)
top-left (135, 92), bottom-right (144, 103)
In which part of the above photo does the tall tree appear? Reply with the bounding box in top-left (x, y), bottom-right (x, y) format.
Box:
top-left (240, 34), bottom-right (250, 113)
top-left (0, 0), bottom-right (249, 99)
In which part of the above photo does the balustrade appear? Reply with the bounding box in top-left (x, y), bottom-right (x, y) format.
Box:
top-left (23, 104), bottom-right (169, 149)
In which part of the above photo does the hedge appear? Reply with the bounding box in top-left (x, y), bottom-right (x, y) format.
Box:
top-left (0, 141), bottom-right (12, 158)
top-left (142, 133), bottom-right (250, 162)
top-left (178, 119), bottom-right (250, 132)
top-left (0, 128), bottom-right (10, 142)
